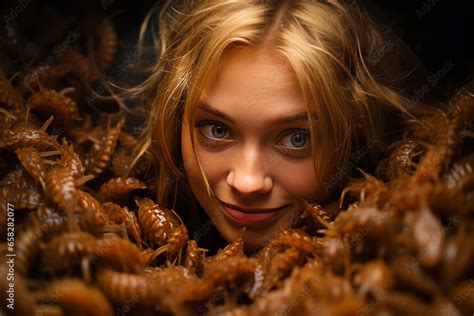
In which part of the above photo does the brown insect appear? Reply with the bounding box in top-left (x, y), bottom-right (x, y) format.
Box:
top-left (44, 166), bottom-right (78, 213)
top-left (204, 256), bottom-right (257, 290)
top-left (40, 231), bottom-right (97, 278)
top-left (95, 17), bottom-right (119, 72)
top-left (19, 63), bottom-right (73, 92)
top-left (84, 118), bottom-right (125, 176)
top-left (270, 229), bottom-right (321, 256)
top-left (76, 190), bottom-right (110, 231)
top-left (95, 268), bottom-right (159, 307)
top-left (184, 240), bottom-right (206, 276)
top-left (59, 140), bottom-right (86, 179)
top-left (118, 131), bottom-right (139, 151)
top-left (412, 88), bottom-right (473, 184)
top-left (338, 169), bottom-right (388, 208)
top-left (259, 248), bottom-right (305, 296)
top-left (26, 87), bottom-right (80, 123)
top-left (98, 176), bottom-right (147, 203)
top-left (26, 205), bottom-right (67, 238)
top-left (93, 234), bottom-right (144, 273)
top-left (103, 202), bottom-right (141, 247)
top-left (212, 227), bottom-right (246, 262)
top-left (36, 278), bottom-right (114, 316)
top-left (0, 175), bottom-right (44, 210)
top-left (0, 117), bottom-right (59, 151)
top-left (136, 197), bottom-right (188, 263)
top-left (57, 49), bottom-right (100, 83)
top-left (385, 137), bottom-right (424, 180)
top-left (300, 203), bottom-right (332, 230)
top-left (15, 147), bottom-right (48, 189)
top-left (15, 226), bottom-right (45, 275)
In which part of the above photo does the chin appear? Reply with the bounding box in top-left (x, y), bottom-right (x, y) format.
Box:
top-left (243, 235), bottom-right (270, 253)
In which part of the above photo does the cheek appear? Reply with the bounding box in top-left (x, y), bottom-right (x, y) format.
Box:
top-left (276, 160), bottom-right (320, 199)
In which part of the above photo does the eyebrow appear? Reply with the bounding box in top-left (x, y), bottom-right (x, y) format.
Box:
top-left (197, 101), bottom-right (310, 126)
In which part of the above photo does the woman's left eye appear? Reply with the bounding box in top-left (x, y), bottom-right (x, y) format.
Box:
top-left (279, 129), bottom-right (310, 149)
top-left (198, 122), bottom-right (231, 140)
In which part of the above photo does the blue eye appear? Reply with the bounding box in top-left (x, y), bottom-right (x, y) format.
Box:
top-left (199, 123), bottom-right (231, 140)
top-left (280, 129), bottom-right (310, 149)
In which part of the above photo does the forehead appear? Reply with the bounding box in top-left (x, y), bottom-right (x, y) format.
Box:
top-left (199, 47), bottom-right (308, 123)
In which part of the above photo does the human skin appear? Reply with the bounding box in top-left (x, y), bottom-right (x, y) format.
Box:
top-left (181, 47), bottom-right (332, 251)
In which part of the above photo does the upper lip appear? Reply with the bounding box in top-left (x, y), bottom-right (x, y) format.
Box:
top-left (220, 200), bottom-right (285, 213)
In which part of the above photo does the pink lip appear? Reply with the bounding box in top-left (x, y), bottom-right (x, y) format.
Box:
top-left (220, 202), bottom-right (285, 225)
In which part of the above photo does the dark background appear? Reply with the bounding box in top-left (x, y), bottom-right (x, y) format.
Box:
top-left (1, 0), bottom-right (471, 100)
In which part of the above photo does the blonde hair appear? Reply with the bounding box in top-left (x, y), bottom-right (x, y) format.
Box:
top-left (127, 0), bottom-right (431, 209)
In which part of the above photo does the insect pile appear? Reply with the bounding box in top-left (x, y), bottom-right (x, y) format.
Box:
top-left (1, 4), bottom-right (473, 316)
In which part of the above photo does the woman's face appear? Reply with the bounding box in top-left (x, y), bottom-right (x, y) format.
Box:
top-left (181, 47), bottom-right (331, 251)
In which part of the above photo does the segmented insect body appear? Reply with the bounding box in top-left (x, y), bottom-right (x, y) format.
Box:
top-left (412, 90), bottom-right (473, 184)
top-left (339, 169), bottom-right (388, 208)
top-left (260, 248), bottom-right (304, 295)
top-left (98, 176), bottom-right (147, 203)
top-left (58, 49), bottom-right (100, 83)
top-left (136, 197), bottom-right (188, 262)
top-left (103, 202), bottom-right (141, 247)
top-left (386, 138), bottom-right (423, 180)
top-left (94, 234), bottom-right (144, 273)
top-left (165, 224), bottom-right (188, 262)
top-left (26, 88), bottom-right (80, 122)
top-left (271, 229), bottom-right (320, 256)
top-left (300, 203), bottom-right (332, 229)
top-left (75, 190), bottom-right (109, 233)
top-left (1, 178), bottom-right (44, 210)
top-left (213, 227), bottom-right (245, 262)
top-left (40, 231), bottom-right (97, 275)
top-left (184, 240), bottom-right (205, 276)
top-left (84, 118), bottom-right (124, 176)
top-left (95, 268), bottom-right (159, 307)
top-left (59, 141), bottom-right (85, 179)
top-left (0, 127), bottom-right (58, 151)
top-left (442, 154), bottom-right (474, 212)
top-left (37, 278), bottom-right (114, 316)
top-left (26, 205), bottom-right (66, 238)
top-left (15, 147), bottom-right (47, 189)
top-left (45, 166), bottom-right (77, 213)
top-left (19, 64), bottom-right (73, 92)
top-left (16, 226), bottom-right (45, 275)
top-left (118, 131), bottom-right (139, 150)
top-left (136, 197), bottom-right (174, 246)
top-left (204, 256), bottom-right (257, 289)
top-left (96, 18), bottom-right (119, 72)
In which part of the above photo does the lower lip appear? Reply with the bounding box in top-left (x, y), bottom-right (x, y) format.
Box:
top-left (221, 204), bottom-right (284, 225)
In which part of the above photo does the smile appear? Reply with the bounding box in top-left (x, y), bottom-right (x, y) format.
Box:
top-left (219, 201), bottom-right (286, 225)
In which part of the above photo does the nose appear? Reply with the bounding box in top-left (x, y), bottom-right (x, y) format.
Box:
top-left (226, 147), bottom-right (273, 196)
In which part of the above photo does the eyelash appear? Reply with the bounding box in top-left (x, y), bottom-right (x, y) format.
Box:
top-left (195, 120), bottom-right (311, 152)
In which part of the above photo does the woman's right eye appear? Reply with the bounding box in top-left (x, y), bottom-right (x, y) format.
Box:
top-left (196, 121), bottom-right (232, 141)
